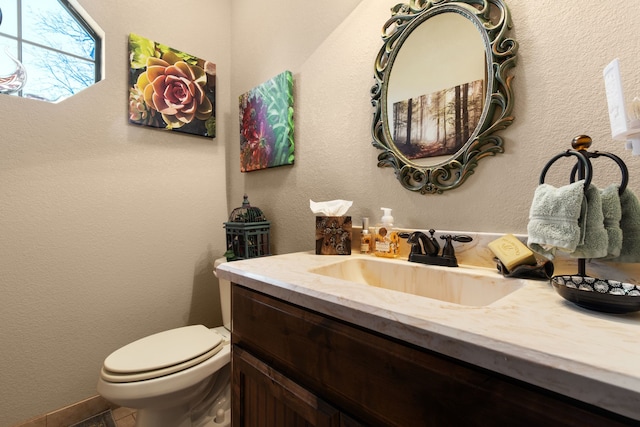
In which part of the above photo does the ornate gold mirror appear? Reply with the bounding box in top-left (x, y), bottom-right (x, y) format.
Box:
top-left (371, 0), bottom-right (517, 194)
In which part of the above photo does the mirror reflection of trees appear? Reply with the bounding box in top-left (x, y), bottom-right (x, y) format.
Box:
top-left (393, 79), bottom-right (484, 160)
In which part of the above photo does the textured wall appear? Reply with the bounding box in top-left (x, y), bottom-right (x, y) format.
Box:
top-left (3, 0), bottom-right (640, 424)
top-left (228, 0), bottom-right (640, 256)
top-left (0, 1), bottom-right (231, 425)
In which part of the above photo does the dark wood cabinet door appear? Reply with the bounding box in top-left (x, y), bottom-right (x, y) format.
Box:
top-left (233, 345), bottom-right (345, 427)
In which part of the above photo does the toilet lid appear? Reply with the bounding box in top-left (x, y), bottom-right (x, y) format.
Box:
top-left (101, 325), bottom-right (223, 382)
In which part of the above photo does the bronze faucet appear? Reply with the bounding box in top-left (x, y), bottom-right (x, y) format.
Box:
top-left (401, 229), bottom-right (472, 267)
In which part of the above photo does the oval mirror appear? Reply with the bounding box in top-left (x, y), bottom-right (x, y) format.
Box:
top-left (371, 0), bottom-right (518, 194)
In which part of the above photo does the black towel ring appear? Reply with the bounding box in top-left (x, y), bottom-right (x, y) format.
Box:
top-left (539, 149), bottom-right (592, 190)
top-left (569, 151), bottom-right (629, 195)
top-left (537, 135), bottom-right (631, 277)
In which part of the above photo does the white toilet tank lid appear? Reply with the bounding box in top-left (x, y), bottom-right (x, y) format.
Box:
top-left (103, 325), bottom-right (223, 374)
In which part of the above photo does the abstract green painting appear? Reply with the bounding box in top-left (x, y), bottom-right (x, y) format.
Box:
top-left (239, 71), bottom-right (294, 172)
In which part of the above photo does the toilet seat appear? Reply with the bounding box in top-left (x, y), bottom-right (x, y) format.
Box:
top-left (101, 325), bottom-right (223, 383)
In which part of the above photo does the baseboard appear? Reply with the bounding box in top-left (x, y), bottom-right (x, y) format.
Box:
top-left (12, 395), bottom-right (117, 427)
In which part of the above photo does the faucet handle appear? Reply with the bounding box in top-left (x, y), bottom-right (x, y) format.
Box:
top-left (440, 234), bottom-right (473, 243)
top-left (398, 232), bottom-right (423, 255)
top-left (439, 234), bottom-right (473, 260)
top-left (406, 231), bottom-right (426, 255)
top-left (452, 234), bottom-right (473, 243)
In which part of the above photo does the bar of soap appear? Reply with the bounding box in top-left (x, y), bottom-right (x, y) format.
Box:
top-left (488, 234), bottom-right (537, 271)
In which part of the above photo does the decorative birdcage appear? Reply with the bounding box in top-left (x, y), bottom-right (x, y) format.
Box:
top-left (224, 195), bottom-right (271, 260)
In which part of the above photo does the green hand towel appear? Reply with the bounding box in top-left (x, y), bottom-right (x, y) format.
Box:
top-left (608, 188), bottom-right (640, 263)
top-left (527, 180), bottom-right (585, 260)
top-left (600, 184), bottom-right (623, 258)
top-left (571, 184), bottom-right (608, 259)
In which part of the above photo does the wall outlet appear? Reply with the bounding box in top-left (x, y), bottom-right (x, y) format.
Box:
top-left (603, 58), bottom-right (628, 140)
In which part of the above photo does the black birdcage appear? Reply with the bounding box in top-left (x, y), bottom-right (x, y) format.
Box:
top-left (224, 195), bottom-right (271, 260)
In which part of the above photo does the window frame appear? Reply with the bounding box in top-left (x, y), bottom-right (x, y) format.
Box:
top-left (0, 0), bottom-right (102, 101)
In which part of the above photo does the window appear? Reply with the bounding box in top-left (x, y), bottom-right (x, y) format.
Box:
top-left (0, 0), bottom-right (102, 102)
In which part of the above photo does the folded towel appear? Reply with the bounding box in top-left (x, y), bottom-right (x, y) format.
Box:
top-left (600, 184), bottom-right (623, 258)
top-left (571, 184), bottom-right (608, 259)
top-left (527, 180), bottom-right (586, 259)
top-left (608, 188), bottom-right (640, 263)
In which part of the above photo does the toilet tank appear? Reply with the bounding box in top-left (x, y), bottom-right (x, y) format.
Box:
top-left (214, 258), bottom-right (231, 330)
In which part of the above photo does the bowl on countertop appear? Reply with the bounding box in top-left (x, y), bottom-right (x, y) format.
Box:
top-left (551, 275), bottom-right (640, 314)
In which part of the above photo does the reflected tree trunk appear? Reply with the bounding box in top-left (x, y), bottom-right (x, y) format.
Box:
top-left (454, 85), bottom-right (462, 148)
top-left (434, 92), bottom-right (441, 144)
top-left (406, 97), bottom-right (413, 145)
top-left (441, 92), bottom-right (447, 145)
top-left (462, 82), bottom-right (469, 143)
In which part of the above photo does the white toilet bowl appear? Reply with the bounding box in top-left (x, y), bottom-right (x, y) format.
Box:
top-left (97, 258), bottom-right (233, 427)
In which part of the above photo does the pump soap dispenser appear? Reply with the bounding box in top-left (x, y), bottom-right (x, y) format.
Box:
top-left (374, 208), bottom-right (399, 258)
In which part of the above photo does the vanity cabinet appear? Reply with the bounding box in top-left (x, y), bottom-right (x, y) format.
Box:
top-left (233, 346), bottom-right (362, 426)
top-left (231, 284), bottom-right (634, 426)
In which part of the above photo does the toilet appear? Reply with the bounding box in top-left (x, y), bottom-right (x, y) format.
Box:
top-left (97, 258), bottom-right (232, 427)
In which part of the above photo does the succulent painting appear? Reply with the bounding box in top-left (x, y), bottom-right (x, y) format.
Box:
top-left (128, 33), bottom-right (216, 138)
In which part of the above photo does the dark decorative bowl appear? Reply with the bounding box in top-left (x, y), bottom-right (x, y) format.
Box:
top-left (551, 275), bottom-right (640, 314)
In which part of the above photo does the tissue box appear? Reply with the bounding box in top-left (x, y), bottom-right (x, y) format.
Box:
top-left (315, 216), bottom-right (352, 255)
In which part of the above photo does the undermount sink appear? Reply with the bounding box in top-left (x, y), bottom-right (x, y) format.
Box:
top-left (309, 257), bottom-right (526, 306)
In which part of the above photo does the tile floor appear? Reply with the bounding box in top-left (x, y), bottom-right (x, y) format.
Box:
top-left (112, 407), bottom-right (136, 427)
top-left (11, 398), bottom-right (137, 427)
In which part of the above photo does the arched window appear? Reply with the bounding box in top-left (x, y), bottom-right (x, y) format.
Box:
top-left (0, 0), bottom-right (102, 102)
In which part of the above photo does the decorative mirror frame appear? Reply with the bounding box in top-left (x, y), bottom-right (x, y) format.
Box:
top-left (371, 0), bottom-right (518, 194)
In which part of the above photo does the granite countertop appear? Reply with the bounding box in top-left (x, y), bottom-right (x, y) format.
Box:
top-left (217, 242), bottom-right (640, 421)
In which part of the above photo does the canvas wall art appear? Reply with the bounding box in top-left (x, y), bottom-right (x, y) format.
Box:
top-left (239, 71), bottom-right (294, 172)
top-left (392, 79), bottom-right (484, 160)
top-left (128, 33), bottom-right (216, 138)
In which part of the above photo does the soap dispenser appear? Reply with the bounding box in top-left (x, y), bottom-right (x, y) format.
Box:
top-left (374, 208), bottom-right (399, 258)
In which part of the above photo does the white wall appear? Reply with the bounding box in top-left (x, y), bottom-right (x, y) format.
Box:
top-left (228, 0), bottom-right (640, 256)
top-left (0, 1), bottom-right (231, 425)
top-left (3, 0), bottom-right (640, 424)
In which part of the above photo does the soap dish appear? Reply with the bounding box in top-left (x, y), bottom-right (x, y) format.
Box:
top-left (551, 275), bottom-right (640, 314)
